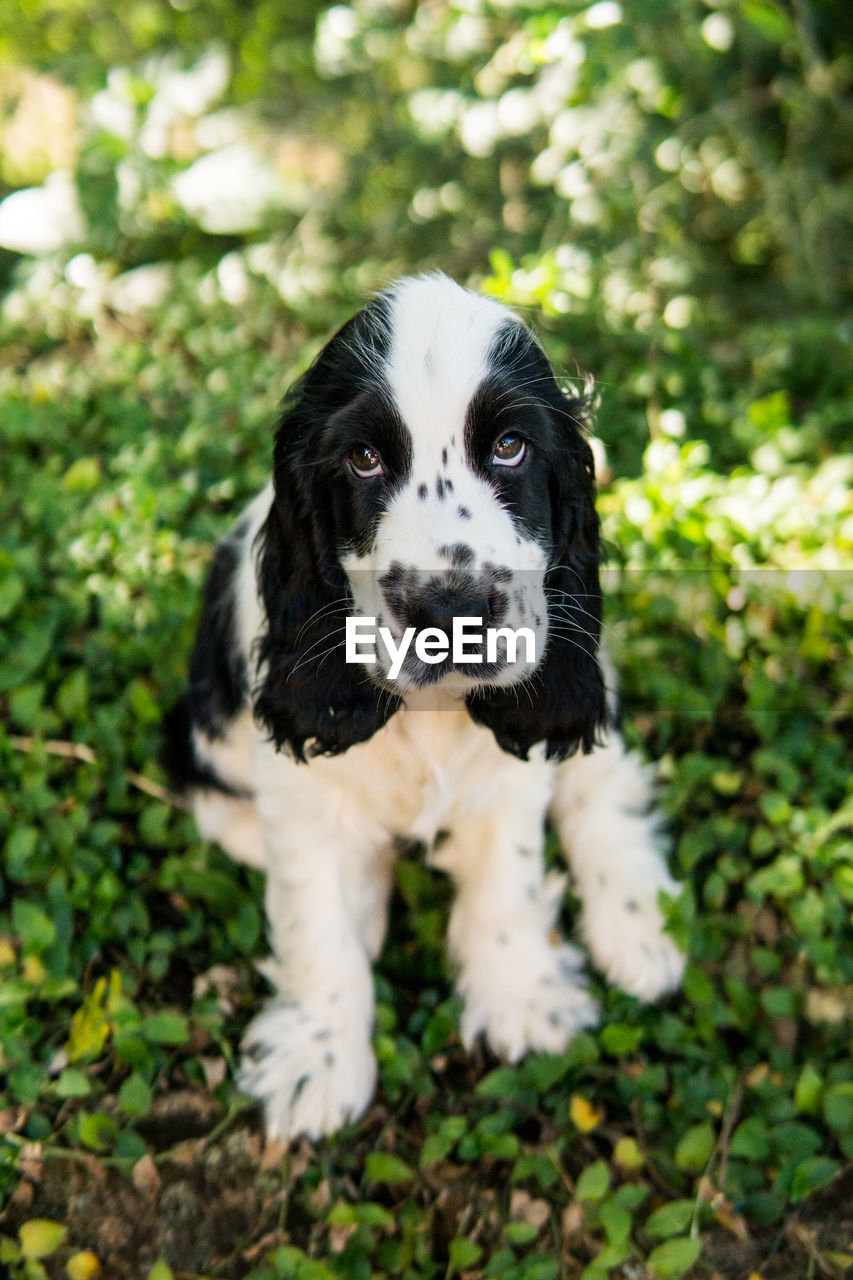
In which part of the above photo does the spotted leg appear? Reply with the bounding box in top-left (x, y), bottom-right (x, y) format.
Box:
top-left (550, 731), bottom-right (684, 1001)
top-left (431, 758), bottom-right (599, 1060)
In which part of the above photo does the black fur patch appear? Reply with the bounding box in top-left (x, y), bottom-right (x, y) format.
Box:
top-left (437, 543), bottom-right (474, 567)
top-left (187, 532), bottom-right (248, 739)
top-left (161, 695), bottom-right (252, 798)
top-left (162, 524), bottom-right (254, 796)
top-left (464, 319), bottom-right (606, 760)
top-left (253, 297), bottom-right (406, 759)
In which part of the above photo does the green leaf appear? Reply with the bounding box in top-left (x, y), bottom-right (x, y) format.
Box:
top-left (823, 1082), bottom-right (853, 1138)
top-left (517, 1258), bottom-right (559, 1280)
top-left (0, 1237), bottom-right (21, 1265)
top-left (646, 1235), bottom-right (702, 1278)
top-left (682, 965), bottom-right (714, 1007)
top-left (449, 1238), bottom-right (482, 1270)
top-left (420, 1115), bottom-right (467, 1168)
top-left (612, 1184), bottom-right (649, 1213)
top-left (729, 1117), bottom-right (771, 1161)
top-left (116, 1128), bottom-right (149, 1161)
top-left (741, 0), bottom-right (796, 43)
top-left (645, 1199), bottom-right (695, 1240)
top-left (759, 986), bottom-right (799, 1018)
top-left (599, 1023), bottom-right (642, 1056)
top-left (0, 572), bottom-right (24, 619)
top-left (57, 669), bottom-right (89, 721)
top-left (506, 1221), bottom-right (539, 1246)
top-left (794, 1063), bottom-right (823, 1114)
top-left (9, 681), bottom-right (45, 726)
top-left (580, 1242), bottom-right (628, 1280)
top-left (790, 1156), bottom-right (840, 1202)
top-left (524, 1052), bottom-right (571, 1093)
top-left (674, 1122), bottom-right (715, 1172)
top-left (476, 1065), bottom-right (535, 1104)
top-left (511, 1151), bottom-right (560, 1189)
top-left (225, 898), bottom-right (261, 953)
top-left (563, 1032), bottom-right (599, 1068)
top-left (62, 456), bottom-right (102, 492)
top-left (19, 1220), bottom-right (67, 1260)
top-left (598, 1200), bottom-right (632, 1247)
top-left (268, 1247), bottom-right (337, 1279)
top-left (77, 1111), bottom-right (119, 1152)
top-left (365, 1152), bottom-right (415, 1185)
top-left (147, 1261), bottom-right (175, 1280)
top-left (142, 1010), bottom-right (190, 1045)
top-left (118, 1073), bottom-right (153, 1117)
top-left (759, 792), bottom-right (792, 825)
top-left (613, 1137), bottom-right (644, 1172)
top-left (833, 862), bottom-right (853, 903)
top-left (54, 1068), bottom-right (92, 1099)
top-left (421, 999), bottom-right (459, 1055)
top-left (575, 1159), bottom-right (610, 1202)
top-left (12, 900), bottom-right (56, 954)
top-left (5, 825), bottom-right (39, 878)
top-left (772, 1122), bottom-right (822, 1162)
top-left (327, 1202), bottom-right (394, 1229)
top-left (481, 1131), bottom-right (519, 1161)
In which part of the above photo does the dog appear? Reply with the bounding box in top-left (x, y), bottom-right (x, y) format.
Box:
top-left (165, 273), bottom-right (684, 1141)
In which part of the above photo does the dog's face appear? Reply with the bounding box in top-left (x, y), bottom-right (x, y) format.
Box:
top-left (338, 281), bottom-right (558, 694)
top-left (255, 274), bottom-right (606, 760)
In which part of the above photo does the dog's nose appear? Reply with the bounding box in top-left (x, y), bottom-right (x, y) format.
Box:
top-left (405, 577), bottom-right (492, 637)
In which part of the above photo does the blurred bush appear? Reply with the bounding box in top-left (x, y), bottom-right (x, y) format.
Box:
top-left (1, 0), bottom-right (851, 472)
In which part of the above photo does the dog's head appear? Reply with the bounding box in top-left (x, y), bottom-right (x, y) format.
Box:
top-left (255, 274), bottom-right (606, 761)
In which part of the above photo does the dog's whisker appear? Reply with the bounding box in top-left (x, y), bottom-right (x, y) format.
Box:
top-left (293, 598), bottom-right (352, 645)
top-left (286, 626), bottom-right (348, 678)
top-left (544, 590), bottom-right (621, 644)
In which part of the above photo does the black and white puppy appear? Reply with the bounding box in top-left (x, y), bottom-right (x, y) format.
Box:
top-left (166, 274), bottom-right (683, 1141)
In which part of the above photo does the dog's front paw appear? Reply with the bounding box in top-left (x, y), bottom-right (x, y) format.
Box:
top-left (459, 939), bottom-right (599, 1062)
top-left (238, 1000), bottom-right (376, 1141)
top-left (583, 886), bottom-right (684, 1001)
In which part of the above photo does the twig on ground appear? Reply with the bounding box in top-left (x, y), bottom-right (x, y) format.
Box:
top-left (715, 1071), bottom-right (745, 1197)
top-left (8, 734), bottom-right (189, 811)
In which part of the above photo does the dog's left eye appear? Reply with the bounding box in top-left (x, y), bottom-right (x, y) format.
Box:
top-left (492, 433), bottom-right (526, 467)
top-left (347, 445), bottom-right (384, 478)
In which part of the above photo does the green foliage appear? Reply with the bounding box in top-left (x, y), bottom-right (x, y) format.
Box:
top-left (0, 0), bottom-right (851, 1276)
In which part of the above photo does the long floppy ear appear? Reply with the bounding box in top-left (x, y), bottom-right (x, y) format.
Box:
top-left (253, 316), bottom-right (402, 760)
top-left (466, 387), bottom-right (607, 761)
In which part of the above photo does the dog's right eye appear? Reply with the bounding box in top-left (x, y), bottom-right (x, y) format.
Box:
top-left (347, 445), bottom-right (384, 478)
top-left (492, 433), bottom-right (527, 467)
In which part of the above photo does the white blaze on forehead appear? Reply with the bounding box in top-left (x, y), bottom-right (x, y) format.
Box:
top-left (384, 275), bottom-right (512, 453)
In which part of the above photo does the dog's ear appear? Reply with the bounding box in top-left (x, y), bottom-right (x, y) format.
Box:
top-left (253, 321), bottom-right (402, 760)
top-left (466, 390), bottom-right (607, 761)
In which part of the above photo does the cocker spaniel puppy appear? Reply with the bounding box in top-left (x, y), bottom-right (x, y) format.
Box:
top-left (166, 273), bottom-right (684, 1141)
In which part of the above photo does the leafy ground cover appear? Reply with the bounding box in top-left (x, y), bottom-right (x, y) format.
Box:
top-left (1, 2), bottom-right (852, 1277)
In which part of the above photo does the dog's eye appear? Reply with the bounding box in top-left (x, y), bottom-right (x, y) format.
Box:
top-left (492, 434), bottom-right (526, 467)
top-left (347, 445), bottom-right (384, 478)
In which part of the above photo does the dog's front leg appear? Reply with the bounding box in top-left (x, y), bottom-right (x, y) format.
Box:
top-left (550, 731), bottom-right (685, 1000)
top-left (432, 758), bottom-right (598, 1061)
top-left (238, 780), bottom-right (394, 1141)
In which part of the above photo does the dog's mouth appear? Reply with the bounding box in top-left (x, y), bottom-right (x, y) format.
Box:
top-left (358, 619), bottom-right (541, 693)
top-left (342, 566), bottom-right (549, 693)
